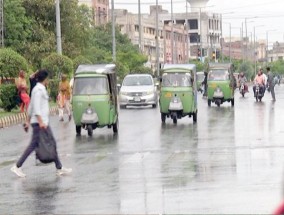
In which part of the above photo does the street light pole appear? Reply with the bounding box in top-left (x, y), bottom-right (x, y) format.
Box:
top-left (138, 0), bottom-right (142, 52)
top-left (155, 0), bottom-right (160, 76)
top-left (186, 0), bottom-right (189, 63)
top-left (229, 23), bottom-right (231, 62)
top-left (55, 0), bottom-right (62, 55)
top-left (170, 0), bottom-right (174, 64)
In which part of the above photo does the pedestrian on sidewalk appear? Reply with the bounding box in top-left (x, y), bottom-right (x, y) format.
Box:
top-left (15, 70), bottom-right (30, 112)
top-left (267, 67), bottom-right (276, 101)
top-left (29, 70), bottom-right (39, 97)
top-left (57, 74), bottom-right (72, 121)
top-left (11, 69), bottom-right (72, 178)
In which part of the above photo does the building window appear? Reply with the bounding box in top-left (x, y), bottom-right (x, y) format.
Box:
top-left (190, 33), bottom-right (200, 43)
top-left (135, 25), bottom-right (139, 32)
top-left (189, 19), bottom-right (198, 30)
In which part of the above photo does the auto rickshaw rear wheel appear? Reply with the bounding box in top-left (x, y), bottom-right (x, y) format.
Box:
top-left (161, 113), bottom-right (166, 123)
top-left (76, 126), bottom-right (81, 136)
top-left (208, 99), bottom-right (211, 107)
top-left (113, 119), bottom-right (119, 133)
top-left (193, 112), bottom-right (197, 123)
top-left (87, 125), bottom-right (93, 136)
top-left (231, 98), bottom-right (234, 106)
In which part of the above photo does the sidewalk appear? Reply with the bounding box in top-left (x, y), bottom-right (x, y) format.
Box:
top-left (0, 107), bottom-right (58, 129)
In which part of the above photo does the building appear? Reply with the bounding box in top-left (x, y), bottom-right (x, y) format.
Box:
top-left (115, 6), bottom-right (188, 71)
top-left (159, 5), bottom-right (222, 61)
top-left (267, 42), bottom-right (284, 62)
top-left (221, 37), bottom-right (266, 62)
top-left (78, 0), bottom-right (109, 25)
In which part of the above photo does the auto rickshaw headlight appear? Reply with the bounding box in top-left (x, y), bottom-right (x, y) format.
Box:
top-left (86, 108), bottom-right (93, 114)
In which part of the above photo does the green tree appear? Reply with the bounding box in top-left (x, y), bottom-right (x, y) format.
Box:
top-left (268, 60), bottom-right (284, 75)
top-left (73, 55), bottom-right (92, 70)
top-left (41, 53), bottom-right (73, 79)
top-left (0, 48), bottom-right (29, 79)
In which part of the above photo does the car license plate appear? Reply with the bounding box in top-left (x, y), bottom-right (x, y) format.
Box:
top-left (134, 97), bottom-right (141, 102)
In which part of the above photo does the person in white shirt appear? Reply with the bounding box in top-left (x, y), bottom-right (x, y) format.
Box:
top-left (11, 70), bottom-right (72, 178)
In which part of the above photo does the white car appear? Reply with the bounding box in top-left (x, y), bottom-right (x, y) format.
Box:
top-left (119, 74), bottom-right (158, 108)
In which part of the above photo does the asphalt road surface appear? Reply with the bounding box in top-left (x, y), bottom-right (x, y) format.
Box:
top-left (1, 85), bottom-right (284, 214)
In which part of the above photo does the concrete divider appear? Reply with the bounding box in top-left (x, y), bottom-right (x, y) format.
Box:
top-left (0, 107), bottom-right (59, 129)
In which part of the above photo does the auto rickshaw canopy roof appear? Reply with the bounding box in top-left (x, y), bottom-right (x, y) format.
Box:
top-left (208, 63), bottom-right (233, 70)
top-left (75, 64), bottom-right (116, 74)
top-left (163, 64), bottom-right (196, 72)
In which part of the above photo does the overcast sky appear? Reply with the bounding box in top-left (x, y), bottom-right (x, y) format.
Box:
top-left (113, 0), bottom-right (284, 46)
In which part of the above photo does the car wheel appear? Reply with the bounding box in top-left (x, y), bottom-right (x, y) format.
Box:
top-left (152, 104), bottom-right (157, 108)
top-left (120, 105), bottom-right (126, 109)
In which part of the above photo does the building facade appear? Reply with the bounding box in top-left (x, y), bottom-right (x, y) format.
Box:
top-left (78, 0), bottom-right (109, 25)
top-left (115, 6), bottom-right (188, 71)
top-left (267, 42), bottom-right (284, 62)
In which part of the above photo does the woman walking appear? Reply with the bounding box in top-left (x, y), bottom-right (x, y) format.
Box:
top-left (57, 74), bottom-right (71, 121)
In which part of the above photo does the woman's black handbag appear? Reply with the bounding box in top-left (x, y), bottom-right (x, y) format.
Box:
top-left (35, 128), bottom-right (57, 164)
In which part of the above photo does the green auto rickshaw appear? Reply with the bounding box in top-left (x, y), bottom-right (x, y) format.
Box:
top-left (207, 63), bottom-right (236, 107)
top-left (72, 64), bottom-right (119, 136)
top-left (159, 64), bottom-right (198, 124)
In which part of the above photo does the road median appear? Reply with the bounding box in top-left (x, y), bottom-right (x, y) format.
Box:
top-left (0, 107), bottom-right (58, 129)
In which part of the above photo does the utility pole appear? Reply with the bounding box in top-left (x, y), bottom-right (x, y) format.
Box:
top-left (199, 7), bottom-right (202, 60)
top-left (229, 23), bottom-right (231, 62)
top-left (185, 0), bottom-right (189, 63)
top-left (0, 0), bottom-right (3, 47)
top-left (155, 0), bottom-right (160, 76)
top-left (138, 0), bottom-right (142, 52)
top-left (111, 0), bottom-right (116, 61)
top-left (170, 0), bottom-right (174, 64)
top-left (55, 0), bottom-right (62, 54)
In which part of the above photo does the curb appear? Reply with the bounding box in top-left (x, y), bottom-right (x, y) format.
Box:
top-left (0, 107), bottom-right (58, 129)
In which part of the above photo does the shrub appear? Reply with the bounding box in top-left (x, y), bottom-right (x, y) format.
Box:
top-left (0, 48), bottom-right (29, 79)
top-left (0, 84), bottom-right (18, 112)
top-left (48, 79), bottom-right (60, 102)
top-left (41, 53), bottom-right (74, 79)
top-left (73, 55), bottom-right (92, 71)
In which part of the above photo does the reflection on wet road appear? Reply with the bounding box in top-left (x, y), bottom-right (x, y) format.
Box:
top-left (1, 86), bottom-right (284, 213)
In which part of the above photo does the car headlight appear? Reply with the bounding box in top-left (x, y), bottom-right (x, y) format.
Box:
top-left (143, 91), bottom-right (154, 96)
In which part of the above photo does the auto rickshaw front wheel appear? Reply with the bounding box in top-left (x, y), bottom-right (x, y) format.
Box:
top-left (231, 98), bottom-right (235, 106)
top-left (87, 125), bottom-right (93, 136)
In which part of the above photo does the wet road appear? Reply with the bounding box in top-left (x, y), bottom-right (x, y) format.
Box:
top-left (1, 86), bottom-right (284, 214)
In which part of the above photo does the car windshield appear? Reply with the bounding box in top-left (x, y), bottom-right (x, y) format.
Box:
top-left (208, 69), bottom-right (229, 81)
top-left (162, 73), bottom-right (192, 87)
top-left (123, 76), bottom-right (153, 86)
top-left (73, 77), bottom-right (109, 95)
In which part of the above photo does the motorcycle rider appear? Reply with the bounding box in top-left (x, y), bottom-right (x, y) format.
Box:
top-left (238, 72), bottom-right (248, 93)
top-left (253, 70), bottom-right (265, 97)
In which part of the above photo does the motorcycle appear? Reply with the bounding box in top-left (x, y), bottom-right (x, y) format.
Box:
top-left (240, 82), bottom-right (247, 97)
top-left (255, 84), bottom-right (264, 102)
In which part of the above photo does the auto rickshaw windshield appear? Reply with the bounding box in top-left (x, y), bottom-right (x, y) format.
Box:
top-left (162, 73), bottom-right (192, 87)
top-left (73, 77), bottom-right (109, 95)
top-left (123, 76), bottom-right (153, 86)
top-left (208, 69), bottom-right (229, 81)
